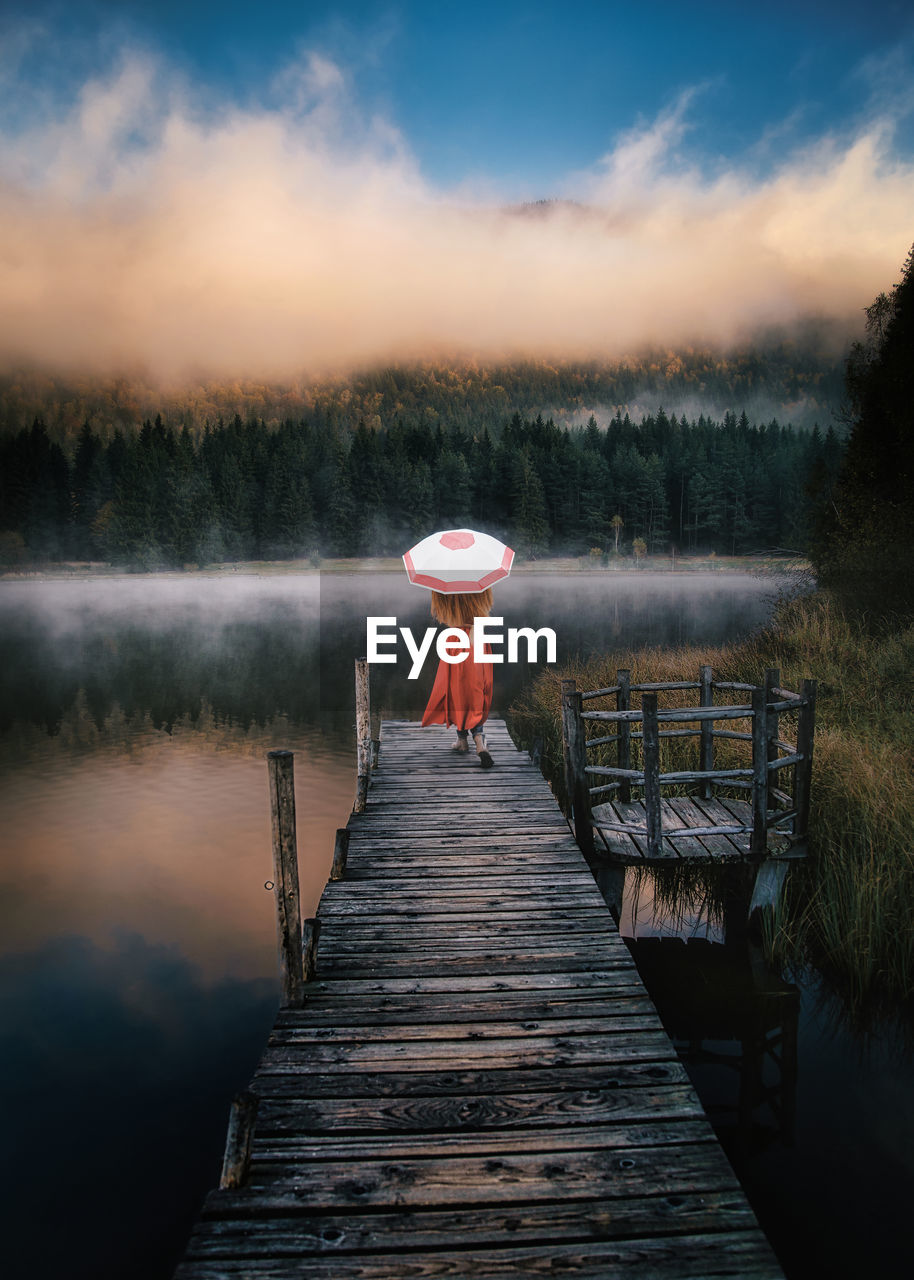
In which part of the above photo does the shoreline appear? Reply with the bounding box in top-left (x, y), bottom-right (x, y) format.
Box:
top-left (1, 552), bottom-right (809, 582)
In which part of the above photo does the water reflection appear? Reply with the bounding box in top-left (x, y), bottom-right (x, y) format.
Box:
top-left (0, 569), bottom-right (783, 1280)
top-left (0, 932), bottom-right (275, 1280)
top-left (593, 859), bottom-right (914, 1278)
top-left (596, 864), bottom-right (800, 1152)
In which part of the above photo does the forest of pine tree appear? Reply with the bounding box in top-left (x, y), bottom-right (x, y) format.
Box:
top-left (0, 402), bottom-right (843, 568)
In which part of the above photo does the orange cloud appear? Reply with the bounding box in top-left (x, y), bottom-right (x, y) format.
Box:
top-left (0, 48), bottom-right (912, 382)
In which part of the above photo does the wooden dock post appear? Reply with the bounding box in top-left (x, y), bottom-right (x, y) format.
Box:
top-left (354, 657), bottom-right (371, 813)
top-left (267, 749), bottom-right (304, 1008)
top-left (301, 916), bottom-right (322, 983)
top-left (642, 692), bottom-right (662, 858)
top-left (699, 664), bottom-right (713, 800)
top-left (330, 827), bottom-right (350, 880)
top-left (561, 679), bottom-right (593, 856)
top-left (750, 686), bottom-right (769, 860)
top-left (765, 668), bottom-right (781, 767)
top-left (794, 678), bottom-right (817, 839)
top-left (616, 668), bottom-right (631, 803)
top-left (218, 1090), bottom-right (259, 1190)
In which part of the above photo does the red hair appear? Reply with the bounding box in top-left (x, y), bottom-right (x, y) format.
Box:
top-left (430, 589), bottom-right (493, 627)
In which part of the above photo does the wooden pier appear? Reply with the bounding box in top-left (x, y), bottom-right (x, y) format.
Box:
top-left (176, 715), bottom-right (784, 1278)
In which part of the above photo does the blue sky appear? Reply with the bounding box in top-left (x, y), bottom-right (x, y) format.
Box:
top-left (7, 0), bottom-right (914, 192)
top-left (1, 1), bottom-right (913, 377)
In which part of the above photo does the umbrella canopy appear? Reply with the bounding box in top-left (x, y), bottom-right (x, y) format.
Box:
top-left (403, 528), bottom-right (514, 594)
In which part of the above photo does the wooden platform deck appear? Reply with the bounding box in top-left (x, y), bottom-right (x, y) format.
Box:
top-left (176, 719), bottom-right (784, 1279)
top-left (591, 797), bottom-right (795, 863)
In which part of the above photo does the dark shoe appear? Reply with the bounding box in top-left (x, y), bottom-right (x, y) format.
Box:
top-left (473, 733), bottom-right (494, 769)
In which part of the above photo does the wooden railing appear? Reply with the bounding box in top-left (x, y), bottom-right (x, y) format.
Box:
top-left (561, 666), bottom-right (816, 861)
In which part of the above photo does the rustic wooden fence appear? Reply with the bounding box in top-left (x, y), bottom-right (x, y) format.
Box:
top-left (561, 666), bottom-right (816, 863)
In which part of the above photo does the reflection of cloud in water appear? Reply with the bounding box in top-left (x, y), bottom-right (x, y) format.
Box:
top-left (0, 744), bottom-right (351, 972)
top-left (0, 931), bottom-right (275, 1280)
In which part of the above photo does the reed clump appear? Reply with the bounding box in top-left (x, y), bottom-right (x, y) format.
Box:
top-left (509, 590), bottom-right (914, 1016)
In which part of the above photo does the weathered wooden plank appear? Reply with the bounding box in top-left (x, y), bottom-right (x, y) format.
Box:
top-left (330, 869), bottom-right (597, 885)
top-left (305, 961), bottom-right (638, 989)
top-left (213, 1140), bottom-right (738, 1209)
top-left (287, 989), bottom-right (648, 1021)
top-left (665, 797), bottom-right (740, 859)
top-left (317, 921), bottom-right (621, 944)
top-left (690, 796), bottom-right (750, 856)
top-left (268, 1013), bottom-right (666, 1047)
top-left (311, 956), bottom-right (631, 980)
top-left (252, 1062), bottom-right (690, 1106)
top-left (253, 1082), bottom-right (703, 1135)
top-left (288, 990), bottom-right (651, 1023)
top-left (259, 1028), bottom-right (680, 1071)
top-left (316, 936), bottom-right (620, 958)
top-left (653, 800), bottom-right (712, 860)
top-left (184, 1190), bottom-right (759, 1253)
top-left (314, 907), bottom-right (625, 927)
top-left (176, 1231), bottom-right (782, 1279)
top-left (250, 1117), bottom-right (716, 1164)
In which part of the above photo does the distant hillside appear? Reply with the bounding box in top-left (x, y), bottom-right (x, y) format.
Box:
top-left (0, 342), bottom-right (848, 449)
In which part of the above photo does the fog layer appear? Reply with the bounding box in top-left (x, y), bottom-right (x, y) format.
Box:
top-left (2, 44), bottom-right (912, 380)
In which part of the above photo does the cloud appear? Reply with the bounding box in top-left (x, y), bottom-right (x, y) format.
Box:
top-left (0, 39), bottom-right (912, 382)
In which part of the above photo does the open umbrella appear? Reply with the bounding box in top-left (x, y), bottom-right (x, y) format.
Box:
top-left (403, 528), bottom-right (514, 594)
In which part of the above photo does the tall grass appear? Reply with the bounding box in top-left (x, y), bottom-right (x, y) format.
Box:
top-left (509, 591), bottom-right (914, 1020)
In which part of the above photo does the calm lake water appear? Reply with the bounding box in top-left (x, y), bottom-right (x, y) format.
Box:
top-left (1, 569), bottom-right (911, 1278)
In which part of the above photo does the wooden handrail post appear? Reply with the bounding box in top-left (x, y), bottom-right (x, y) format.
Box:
top-left (302, 916), bottom-right (322, 983)
top-left (560, 678), bottom-right (577, 813)
top-left (617, 668), bottom-right (631, 803)
top-left (751, 686), bottom-right (769, 860)
top-left (699, 664), bottom-right (713, 800)
top-left (330, 827), bottom-right (350, 880)
top-left (794, 679), bottom-right (817, 839)
top-left (267, 749), bottom-right (304, 1008)
top-left (219, 1090), bottom-right (259, 1190)
top-left (642, 693), bottom-right (662, 858)
top-left (354, 657), bottom-right (371, 813)
top-left (561, 680), bottom-right (593, 855)
top-left (765, 668), bottom-right (781, 765)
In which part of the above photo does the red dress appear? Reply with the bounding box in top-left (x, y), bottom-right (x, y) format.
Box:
top-left (421, 631), bottom-right (493, 731)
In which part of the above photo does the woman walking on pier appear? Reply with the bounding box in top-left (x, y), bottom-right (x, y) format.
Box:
top-left (402, 528), bottom-right (515, 770)
top-left (421, 588), bottom-right (495, 767)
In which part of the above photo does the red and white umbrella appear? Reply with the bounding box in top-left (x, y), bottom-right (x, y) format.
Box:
top-left (403, 528), bottom-right (514, 594)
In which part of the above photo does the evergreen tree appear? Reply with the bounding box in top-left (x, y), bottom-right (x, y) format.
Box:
top-left (512, 453), bottom-right (549, 558)
top-left (812, 242), bottom-right (914, 608)
top-left (403, 461), bottom-right (435, 536)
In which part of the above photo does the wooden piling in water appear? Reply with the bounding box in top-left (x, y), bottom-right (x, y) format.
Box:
top-left (267, 749), bottom-right (304, 1008)
top-left (330, 826), bottom-right (350, 880)
top-left (301, 915), bottom-right (322, 983)
top-left (218, 1090), bottom-right (259, 1191)
top-left (354, 657), bottom-right (371, 813)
